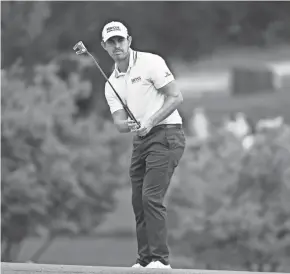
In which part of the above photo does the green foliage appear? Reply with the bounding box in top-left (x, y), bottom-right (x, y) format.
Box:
top-left (2, 2), bottom-right (290, 67)
top-left (1, 59), bottom-right (132, 261)
top-left (2, 1), bottom-right (290, 120)
top-left (168, 129), bottom-right (290, 271)
top-left (2, 1), bottom-right (290, 266)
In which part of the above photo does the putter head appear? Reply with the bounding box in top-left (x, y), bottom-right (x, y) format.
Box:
top-left (73, 41), bottom-right (87, 55)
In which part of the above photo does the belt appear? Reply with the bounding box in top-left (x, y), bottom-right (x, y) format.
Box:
top-left (153, 124), bottom-right (182, 130)
top-left (136, 124), bottom-right (182, 139)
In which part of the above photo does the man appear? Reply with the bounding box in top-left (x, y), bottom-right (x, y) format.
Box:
top-left (101, 21), bottom-right (186, 269)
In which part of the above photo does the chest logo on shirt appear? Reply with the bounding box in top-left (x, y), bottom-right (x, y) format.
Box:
top-left (131, 76), bottom-right (142, 84)
top-left (165, 71), bottom-right (172, 77)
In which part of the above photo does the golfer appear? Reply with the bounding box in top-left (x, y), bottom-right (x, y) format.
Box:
top-left (102, 21), bottom-right (186, 269)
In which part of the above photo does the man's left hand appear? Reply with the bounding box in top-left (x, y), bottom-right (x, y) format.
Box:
top-left (136, 119), bottom-right (155, 137)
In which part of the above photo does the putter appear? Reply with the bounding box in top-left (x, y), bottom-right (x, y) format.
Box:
top-left (73, 41), bottom-right (141, 128)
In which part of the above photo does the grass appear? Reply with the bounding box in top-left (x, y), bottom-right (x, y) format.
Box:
top-left (174, 45), bottom-right (290, 126)
top-left (18, 236), bottom-right (137, 267)
top-left (180, 89), bottom-right (290, 126)
top-left (173, 45), bottom-right (290, 130)
top-left (17, 189), bottom-right (136, 266)
top-left (17, 188), bottom-right (189, 268)
top-left (173, 45), bottom-right (290, 75)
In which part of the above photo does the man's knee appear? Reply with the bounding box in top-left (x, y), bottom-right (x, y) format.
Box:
top-left (130, 165), bottom-right (145, 217)
top-left (142, 192), bottom-right (166, 217)
top-left (132, 187), bottom-right (144, 218)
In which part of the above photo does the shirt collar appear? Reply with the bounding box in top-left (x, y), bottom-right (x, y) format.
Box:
top-left (114, 48), bottom-right (137, 78)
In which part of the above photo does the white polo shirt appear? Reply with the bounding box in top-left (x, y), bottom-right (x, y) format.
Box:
top-left (104, 49), bottom-right (182, 125)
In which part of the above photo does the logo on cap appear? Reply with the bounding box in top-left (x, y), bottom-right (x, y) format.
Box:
top-left (107, 26), bottom-right (121, 33)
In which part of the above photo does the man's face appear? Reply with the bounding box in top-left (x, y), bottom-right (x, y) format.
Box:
top-left (102, 36), bottom-right (132, 62)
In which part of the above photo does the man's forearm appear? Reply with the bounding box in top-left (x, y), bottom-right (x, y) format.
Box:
top-left (150, 94), bottom-right (183, 126)
top-left (115, 120), bottom-right (130, 133)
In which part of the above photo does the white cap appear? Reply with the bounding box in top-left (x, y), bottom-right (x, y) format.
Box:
top-left (102, 21), bottom-right (128, 42)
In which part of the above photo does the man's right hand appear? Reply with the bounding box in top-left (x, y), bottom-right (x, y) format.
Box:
top-left (127, 119), bottom-right (140, 133)
top-left (112, 109), bottom-right (140, 133)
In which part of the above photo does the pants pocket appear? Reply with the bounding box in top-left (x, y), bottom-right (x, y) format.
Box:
top-left (164, 128), bottom-right (186, 168)
top-left (165, 128), bottom-right (186, 150)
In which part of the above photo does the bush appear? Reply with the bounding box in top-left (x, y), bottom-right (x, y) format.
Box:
top-left (1, 59), bottom-right (132, 262)
top-left (168, 129), bottom-right (290, 271)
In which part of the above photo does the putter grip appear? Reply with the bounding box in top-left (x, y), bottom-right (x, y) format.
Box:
top-left (124, 105), bottom-right (141, 127)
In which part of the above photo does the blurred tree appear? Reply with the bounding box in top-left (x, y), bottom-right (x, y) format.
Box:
top-left (1, 60), bottom-right (132, 262)
top-left (1, 1), bottom-right (51, 67)
top-left (168, 130), bottom-right (290, 271)
top-left (2, 1), bottom-right (290, 68)
top-left (2, 1), bottom-right (290, 120)
top-left (2, 1), bottom-right (290, 266)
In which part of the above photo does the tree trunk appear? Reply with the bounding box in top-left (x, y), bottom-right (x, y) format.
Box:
top-left (2, 241), bottom-right (12, 262)
top-left (11, 242), bottom-right (23, 261)
top-left (1, 240), bottom-right (22, 262)
top-left (28, 235), bottom-right (55, 263)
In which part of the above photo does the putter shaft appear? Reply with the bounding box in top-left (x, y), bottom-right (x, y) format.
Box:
top-left (73, 42), bottom-right (140, 127)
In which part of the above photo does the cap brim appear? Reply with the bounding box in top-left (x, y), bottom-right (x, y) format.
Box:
top-left (103, 32), bottom-right (127, 42)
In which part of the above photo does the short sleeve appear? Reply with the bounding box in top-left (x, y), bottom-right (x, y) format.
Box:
top-left (104, 82), bottom-right (123, 114)
top-left (148, 55), bottom-right (175, 89)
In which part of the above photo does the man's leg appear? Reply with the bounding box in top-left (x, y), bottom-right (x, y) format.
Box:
top-left (142, 127), bottom-right (185, 265)
top-left (130, 139), bottom-right (152, 266)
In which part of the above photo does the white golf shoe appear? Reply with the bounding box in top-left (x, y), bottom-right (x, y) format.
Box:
top-left (132, 263), bottom-right (144, 268)
top-left (145, 261), bottom-right (172, 269)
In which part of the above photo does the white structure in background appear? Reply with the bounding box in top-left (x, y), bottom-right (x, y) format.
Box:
top-left (257, 116), bottom-right (284, 130)
top-left (225, 112), bottom-right (250, 138)
top-left (224, 114), bottom-right (238, 135)
top-left (268, 61), bottom-right (290, 90)
top-left (190, 107), bottom-right (210, 141)
top-left (224, 112), bottom-right (254, 150)
top-left (242, 135), bottom-right (255, 150)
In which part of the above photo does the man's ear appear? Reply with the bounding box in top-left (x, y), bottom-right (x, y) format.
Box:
top-left (128, 36), bottom-right (132, 47)
top-left (101, 41), bottom-right (106, 50)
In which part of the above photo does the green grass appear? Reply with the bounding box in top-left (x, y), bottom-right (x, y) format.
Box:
top-left (174, 45), bottom-right (290, 126)
top-left (180, 90), bottom-right (290, 126)
top-left (173, 45), bottom-right (290, 75)
top-left (18, 236), bottom-right (137, 267)
top-left (17, 189), bottom-right (136, 266)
